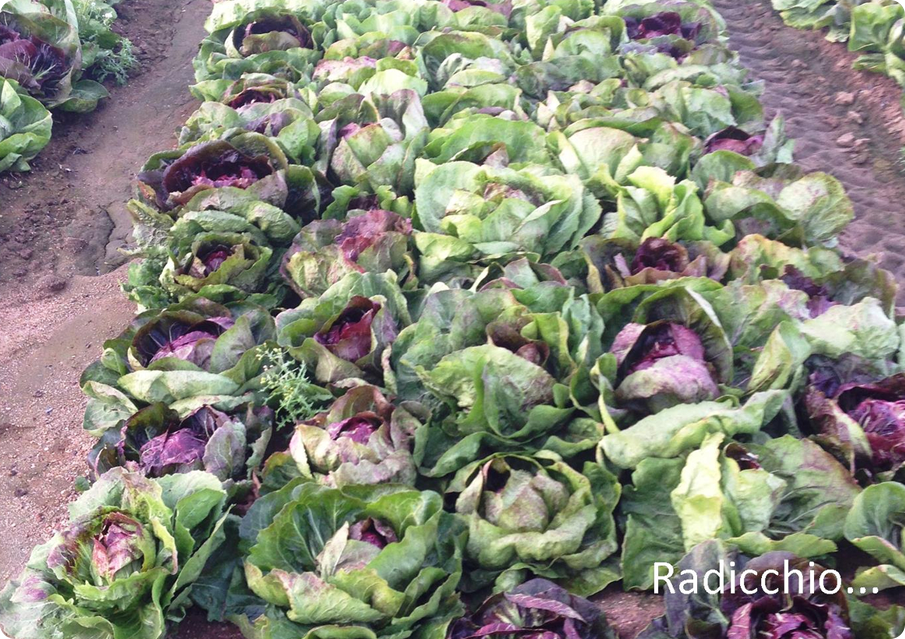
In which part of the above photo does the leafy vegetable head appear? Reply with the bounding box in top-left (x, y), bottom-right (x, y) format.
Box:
top-left (261, 384), bottom-right (421, 488)
top-left (89, 401), bottom-right (273, 483)
top-left (0, 1), bottom-right (83, 107)
top-left (276, 271), bottom-right (410, 384)
top-left (624, 12), bottom-right (700, 41)
top-left (615, 0), bottom-right (722, 59)
top-left (442, 0), bottom-right (512, 18)
top-left (721, 553), bottom-right (852, 639)
top-left (704, 127), bottom-right (764, 157)
top-left (138, 132), bottom-right (324, 219)
top-left (844, 482), bottom-right (905, 592)
top-left (196, 1), bottom-right (328, 83)
top-left (606, 287), bottom-right (730, 415)
top-left (448, 578), bottom-right (613, 639)
top-left (631, 238), bottom-right (689, 273)
top-left (133, 311), bottom-right (235, 369)
top-left (190, 73), bottom-right (302, 107)
top-left (78, 298), bottom-right (277, 420)
top-left (837, 377), bottom-right (905, 471)
top-left (280, 208), bottom-right (413, 298)
top-left (237, 483), bottom-right (465, 638)
top-left (449, 452), bottom-right (619, 594)
top-left (580, 237), bottom-right (729, 292)
top-left (806, 372), bottom-right (905, 478)
top-left (0, 77), bottom-right (51, 172)
top-left (317, 89), bottom-right (430, 193)
top-left (413, 160), bottom-right (601, 278)
top-left (314, 296), bottom-right (391, 361)
top-left (231, 14), bottom-right (312, 56)
top-left (162, 232), bottom-right (276, 301)
top-left (639, 543), bottom-right (854, 639)
top-left (0, 469), bottom-right (229, 639)
top-left (156, 141), bottom-right (275, 208)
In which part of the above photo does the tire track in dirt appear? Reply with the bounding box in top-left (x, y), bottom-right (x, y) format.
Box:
top-left (712, 0), bottom-right (905, 288)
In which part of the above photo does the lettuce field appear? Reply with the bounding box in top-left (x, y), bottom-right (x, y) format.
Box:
top-left (2, 0), bottom-right (905, 637)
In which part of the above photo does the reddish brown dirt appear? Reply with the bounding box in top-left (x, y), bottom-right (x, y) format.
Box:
top-left (0, 0), bottom-right (208, 288)
top-left (714, 0), bottom-right (905, 290)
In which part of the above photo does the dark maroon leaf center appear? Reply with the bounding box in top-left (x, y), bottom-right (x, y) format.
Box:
top-left (630, 237), bottom-right (688, 274)
top-left (349, 518), bottom-right (397, 548)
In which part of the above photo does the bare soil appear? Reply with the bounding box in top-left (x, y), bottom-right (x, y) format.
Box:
top-left (0, 0), bottom-right (208, 287)
top-left (715, 0), bottom-right (905, 291)
top-left (1, 0), bottom-right (905, 637)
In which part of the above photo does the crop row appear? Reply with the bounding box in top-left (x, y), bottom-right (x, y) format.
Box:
top-left (1, 0), bottom-right (904, 637)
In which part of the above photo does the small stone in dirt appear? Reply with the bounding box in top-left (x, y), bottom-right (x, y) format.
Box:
top-left (835, 92), bottom-right (856, 107)
top-left (847, 110), bottom-right (864, 125)
top-left (32, 390), bottom-right (43, 398)
top-left (792, 60), bottom-right (807, 70)
top-left (17, 249), bottom-right (33, 260)
top-left (8, 469), bottom-right (17, 477)
top-left (14, 488), bottom-right (27, 498)
top-left (41, 275), bottom-right (68, 294)
top-left (836, 133), bottom-right (856, 148)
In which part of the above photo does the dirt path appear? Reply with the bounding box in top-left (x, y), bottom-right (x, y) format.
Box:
top-left (0, 0), bottom-right (210, 597)
top-left (713, 0), bottom-right (905, 289)
top-left (0, 0), bottom-right (208, 288)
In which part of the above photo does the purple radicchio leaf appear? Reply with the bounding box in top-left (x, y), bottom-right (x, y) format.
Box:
top-left (721, 554), bottom-right (852, 639)
top-left (227, 88), bottom-right (279, 109)
top-left (615, 321), bottom-right (707, 377)
top-left (91, 513), bottom-right (145, 581)
top-left (146, 317), bottom-right (234, 366)
top-left (724, 443), bottom-right (762, 471)
top-left (154, 141), bottom-right (275, 208)
top-left (132, 311), bottom-right (235, 368)
top-left (335, 209), bottom-right (412, 263)
top-left (442, 0), bottom-right (513, 18)
top-left (138, 428), bottom-right (207, 475)
top-left (349, 517), bottom-right (397, 548)
top-left (233, 15), bottom-right (313, 55)
top-left (326, 415), bottom-right (382, 444)
top-left (704, 127), bottom-right (765, 157)
top-left (314, 296), bottom-right (385, 362)
top-left (448, 578), bottom-right (609, 639)
top-left (835, 375), bottom-right (905, 472)
top-left (0, 24), bottom-right (69, 95)
top-left (779, 266), bottom-right (834, 317)
top-left (622, 12), bottom-right (702, 59)
top-left (624, 12), bottom-right (701, 40)
top-left (195, 244), bottom-right (235, 276)
top-left (486, 319), bottom-right (550, 368)
top-left (246, 112), bottom-right (295, 136)
top-left (47, 511), bottom-right (146, 584)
